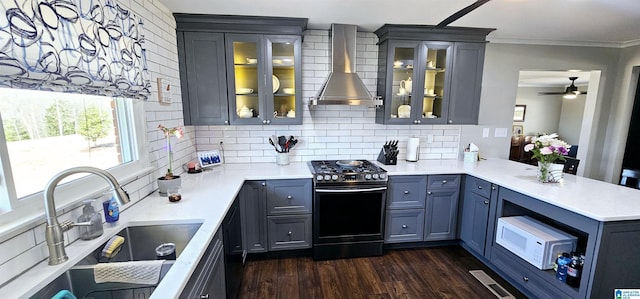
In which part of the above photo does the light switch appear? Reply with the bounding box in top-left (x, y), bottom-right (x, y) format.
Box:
top-left (494, 128), bottom-right (508, 138)
top-left (482, 128), bottom-right (490, 138)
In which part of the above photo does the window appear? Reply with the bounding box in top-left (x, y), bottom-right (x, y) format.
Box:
top-left (0, 88), bottom-right (149, 223)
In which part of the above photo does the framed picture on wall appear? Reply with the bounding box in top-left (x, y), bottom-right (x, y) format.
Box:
top-left (512, 125), bottom-right (524, 136)
top-left (513, 105), bottom-right (526, 122)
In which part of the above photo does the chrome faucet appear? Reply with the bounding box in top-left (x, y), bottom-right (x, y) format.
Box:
top-left (44, 166), bottom-right (130, 265)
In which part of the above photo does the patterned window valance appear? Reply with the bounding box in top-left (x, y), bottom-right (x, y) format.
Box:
top-left (0, 0), bottom-right (150, 99)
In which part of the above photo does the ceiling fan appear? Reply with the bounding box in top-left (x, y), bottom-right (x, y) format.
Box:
top-left (538, 77), bottom-right (587, 99)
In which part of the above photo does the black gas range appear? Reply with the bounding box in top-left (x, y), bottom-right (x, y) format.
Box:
top-left (309, 160), bottom-right (388, 260)
top-left (309, 160), bottom-right (388, 186)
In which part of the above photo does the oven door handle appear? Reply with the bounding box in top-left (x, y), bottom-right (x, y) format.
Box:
top-left (315, 186), bottom-right (387, 193)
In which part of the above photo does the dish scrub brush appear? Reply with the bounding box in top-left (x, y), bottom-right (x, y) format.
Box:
top-left (101, 235), bottom-right (125, 259)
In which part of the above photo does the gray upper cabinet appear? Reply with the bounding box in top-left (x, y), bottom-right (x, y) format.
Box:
top-left (175, 14), bottom-right (307, 126)
top-left (178, 31), bottom-right (229, 125)
top-left (374, 24), bottom-right (493, 125)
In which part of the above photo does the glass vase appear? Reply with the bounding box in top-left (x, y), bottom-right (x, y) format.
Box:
top-left (537, 161), bottom-right (564, 183)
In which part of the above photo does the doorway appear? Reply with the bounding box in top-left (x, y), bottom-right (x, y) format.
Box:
top-left (508, 70), bottom-right (601, 176)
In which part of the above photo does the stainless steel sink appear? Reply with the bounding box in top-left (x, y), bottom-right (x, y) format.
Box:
top-left (31, 222), bottom-right (202, 299)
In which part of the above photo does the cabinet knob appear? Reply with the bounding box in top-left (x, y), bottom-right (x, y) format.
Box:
top-left (261, 182), bottom-right (266, 186)
top-left (200, 295), bottom-right (209, 299)
top-left (522, 276), bottom-right (529, 282)
top-left (491, 186), bottom-right (496, 190)
top-left (484, 200), bottom-right (489, 205)
top-left (404, 190), bottom-right (409, 194)
top-left (442, 180), bottom-right (447, 184)
top-left (288, 231), bottom-right (292, 236)
top-left (413, 120), bottom-right (418, 124)
top-left (287, 195), bottom-right (293, 199)
top-left (416, 119), bottom-right (421, 124)
top-left (402, 224), bottom-right (408, 229)
top-left (262, 120), bottom-right (267, 124)
top-left (477, 185), bottom-right (483, 189)
top-left (266, 120), bottom-right (271, 124)
top-left (224, 120), bottom-right (229, 125)
top-left (427, 191), bottom-right (432, 195)
top-left (448, 119), bottom-right (453, 124)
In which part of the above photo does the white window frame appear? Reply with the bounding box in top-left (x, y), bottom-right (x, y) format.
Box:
top-left (0, 96), bottom-right (151, 233)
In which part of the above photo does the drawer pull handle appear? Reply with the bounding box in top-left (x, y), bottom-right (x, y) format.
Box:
top-left (287, 195), bottom-right (293, 199)
top-left (477, 186), bottom-right (483, 189)
top-left (442, 180), bottom-right (447, 184)
top-left (404, 190), bottom-right (409, 194)
top-left (522, 276), bottom-right (529, 282)
top-left (484, 200), bottom-right (489, 205)
top-left (402, 224), bottom-right (408, 229)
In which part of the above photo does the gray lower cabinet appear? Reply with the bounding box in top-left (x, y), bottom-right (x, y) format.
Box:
top-left (385, 174), bottom-right (460, 243)
top-left (180, 229), bottom-right (225, 299)
top-left (459, 176), bottom-right (497, 257)
top-left (240, 181), bottom-right (268, 253)
top-left (241, 179), bottom-right (312, 253)
top-left (424, 175), bottom-right (460, 241)
top-left (267, 214), bottom-right (312, 250)
top-left (385, 209), bottom-right (425, 243)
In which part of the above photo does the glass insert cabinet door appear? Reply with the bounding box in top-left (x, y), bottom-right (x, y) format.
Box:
top-left (420, 42), bottom-right (451, 123)
top-left (227, 34), bottom-right (263, 124)
top-left (389, 43), bottom-right (419, 122)
top-left (267, 36), bottom-right (300, 123)
top-left (226, 34), bottom-right (301, 125)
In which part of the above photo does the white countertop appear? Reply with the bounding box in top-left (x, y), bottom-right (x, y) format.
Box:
top-left (7, 159), bottom-right (640, 298)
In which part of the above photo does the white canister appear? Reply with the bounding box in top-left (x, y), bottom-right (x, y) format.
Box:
top-left (276, 152), bottom-right (290, 165)
top-left (406, 137), bottom-right (420, 162)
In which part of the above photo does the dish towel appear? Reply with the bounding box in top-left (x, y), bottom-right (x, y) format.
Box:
top-left (94, 260), bottom-right (164, 285)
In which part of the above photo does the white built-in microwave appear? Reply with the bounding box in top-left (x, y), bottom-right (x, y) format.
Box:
top-left (496, 216), bottom-right (577, 270)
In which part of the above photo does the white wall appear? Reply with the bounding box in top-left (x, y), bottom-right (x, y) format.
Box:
top-left (558, 95), bottom-right (586, 145)
top-left (515, 87), bottom-right (564, 136)
top-left (461, 43), bottom-right (622, 180)
top-left (601, 45), bottom-right (640, 182)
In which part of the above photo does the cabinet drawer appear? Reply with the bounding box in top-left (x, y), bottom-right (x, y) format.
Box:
top-left (267, 179), bottom-right (312, 215)
top-left (491, 245), bottom-right (572, 299)
top-left (466, 176), bottom-right (492, 198)
top-left (427, 175), bottom-right (461, 189)
top-left (388, 176), bottom-right (427, 209)
top-left (385, 209), bottom-right (425, 243)
top-left (267, 214), bottom-right (312, 250)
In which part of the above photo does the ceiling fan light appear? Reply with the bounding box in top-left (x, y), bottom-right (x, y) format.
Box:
top-left (564, 93), bottom-right (577, 99)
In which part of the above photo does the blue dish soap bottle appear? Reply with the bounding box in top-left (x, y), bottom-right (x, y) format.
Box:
top-left (102, 189), bottom-right (120, 224)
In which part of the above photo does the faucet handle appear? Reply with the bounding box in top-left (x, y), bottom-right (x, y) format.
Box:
top-left (60, 220), bottom-right (74, 232)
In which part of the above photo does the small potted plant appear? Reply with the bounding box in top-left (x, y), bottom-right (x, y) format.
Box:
top-left (524, 133), bottom-right (571, 183)
top-left (157, 124), bottom-right (183, 195)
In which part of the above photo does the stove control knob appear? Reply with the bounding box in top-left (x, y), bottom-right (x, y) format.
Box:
top-left (365, 174), bottom-right (372, 180)
top-left (316, 175), bottom-right (324, 181)
top-left (379, 173), bottom-right (386, 179)
top-left (372, 173), bottom-right (379, 179)
top-left (324, 175), bottom-right (331, 181)
top-left (331, 175), bottom-right (338, 181)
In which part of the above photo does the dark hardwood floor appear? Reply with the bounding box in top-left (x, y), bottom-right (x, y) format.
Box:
top-left (238, 246), bottom-right (525, 299)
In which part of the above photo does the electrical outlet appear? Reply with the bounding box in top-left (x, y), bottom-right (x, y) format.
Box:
top-left (494, 128), bottom-right (508, 138)
top-left (427, 134), bottom-right (434, 143)
top-left (483, 128), bottom-right (490, 138)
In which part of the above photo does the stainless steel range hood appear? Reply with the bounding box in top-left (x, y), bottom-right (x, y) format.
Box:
top-left (309, 24), bottom-right (382, 107)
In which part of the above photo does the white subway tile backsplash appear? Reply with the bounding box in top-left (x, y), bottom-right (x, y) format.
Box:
top-left (0, 231), bottom-right (35, 265)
